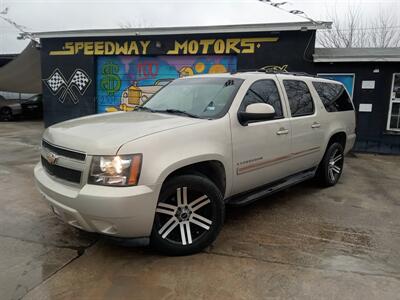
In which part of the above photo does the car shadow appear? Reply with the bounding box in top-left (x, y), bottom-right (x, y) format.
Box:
top-left (96, 179), bottom-right (322, 256)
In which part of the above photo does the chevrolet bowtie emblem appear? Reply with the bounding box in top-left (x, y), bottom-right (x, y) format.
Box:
top-left (46, 152), bottom-right (58, 165)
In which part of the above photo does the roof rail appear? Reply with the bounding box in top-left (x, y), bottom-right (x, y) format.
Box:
top-left (233, 67), bottom-right (318, 78)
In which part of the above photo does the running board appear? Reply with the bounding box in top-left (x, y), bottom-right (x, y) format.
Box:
top-left (228, 168), bottom-right (317, 207)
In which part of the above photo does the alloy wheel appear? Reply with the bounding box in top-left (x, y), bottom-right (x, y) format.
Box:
top-left (0, 108), bottom-right (12, 121)
top-left (328, 149), bottom-right (343, 182)
top-left (155, 187), bottom-right (213, 246)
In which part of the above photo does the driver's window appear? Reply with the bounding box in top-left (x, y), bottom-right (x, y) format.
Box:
top-left (240, 80), bottom-right (284, 119)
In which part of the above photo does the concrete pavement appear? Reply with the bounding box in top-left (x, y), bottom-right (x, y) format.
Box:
top-left (0, 121), bottom-right (399, 299)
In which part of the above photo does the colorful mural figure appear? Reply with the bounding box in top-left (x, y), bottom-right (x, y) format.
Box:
top-left (96, 55), bottom-right (237, 113)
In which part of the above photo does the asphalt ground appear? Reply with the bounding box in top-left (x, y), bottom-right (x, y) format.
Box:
top-left (1, 121), bottom-right (399, 300)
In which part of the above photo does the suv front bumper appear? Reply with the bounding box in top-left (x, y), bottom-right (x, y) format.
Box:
top-left (34, 163), bottom-right (160, 238)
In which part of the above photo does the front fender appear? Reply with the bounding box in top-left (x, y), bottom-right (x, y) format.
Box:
top-left (118, 116), bottom-right (233, 198)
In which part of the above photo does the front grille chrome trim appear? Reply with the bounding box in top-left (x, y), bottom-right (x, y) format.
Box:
top-left (42, 139), bottom-right (86, 161)
top-left (41, 147), bottom-right (85, 172)
top-left (41, 156), bottom-right (82, 184)
top-left (41, 139), bottom-right (88, 185)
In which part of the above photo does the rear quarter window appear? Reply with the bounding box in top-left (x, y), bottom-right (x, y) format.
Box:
top-left (283, 80), bottom-right (314, 117)
top-left (312, 81), bottom-right (354, 112)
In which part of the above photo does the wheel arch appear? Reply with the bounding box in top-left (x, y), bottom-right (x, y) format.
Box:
top-left (327, 131), bottom-right (347, 149)
top-left (159, 159), bottom-right (227, 198)
top-left (319, 131), bottom-right (347, 165)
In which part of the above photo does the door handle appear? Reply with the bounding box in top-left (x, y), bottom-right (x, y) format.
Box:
top-left (311, 122), bottom-right (321, 129)
top-left (276, 128), bottom-right (289, 135)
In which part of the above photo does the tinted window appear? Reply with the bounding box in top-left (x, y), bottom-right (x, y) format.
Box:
top-left (313, 82), bottom-right (354, 112)
top-left (283, 80), bottom-right (314, 117)
top-left (240, 80), bottom-right (283, 118)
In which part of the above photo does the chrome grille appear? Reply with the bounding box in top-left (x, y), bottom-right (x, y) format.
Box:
top-left (41, 156), bottom-right (82, 183)
top-left (42, 140), bottom-right (86, 161)
top-left (41, 140), bottom-right (86, 184)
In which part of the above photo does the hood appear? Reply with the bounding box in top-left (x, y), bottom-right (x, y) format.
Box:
top-left (43, 111), bottom-right (204, 155)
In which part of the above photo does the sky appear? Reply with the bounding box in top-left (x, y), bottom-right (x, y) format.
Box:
top-left (0, 0), bottom-right (399, 54)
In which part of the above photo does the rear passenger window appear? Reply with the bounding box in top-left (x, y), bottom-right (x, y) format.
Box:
top-left (240, 80), bottom-right (283, 118)
top-left (312, 82), bottom-right (354, 112)
top-left (283, 80), bottom-right (314, 117)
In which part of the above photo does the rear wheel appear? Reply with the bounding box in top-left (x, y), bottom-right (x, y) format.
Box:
top-left (0, 107), bottom-right (12, 121)
top-left (316, 142), bottom-right (344, 187)
top-left (151, 174), bottom-right (224, 255)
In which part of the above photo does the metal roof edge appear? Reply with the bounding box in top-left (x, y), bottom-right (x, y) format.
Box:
top-left (32, 21), bottom-right (331, 39)
top-left (314, 57), bottom-right (400, 62)
top-left (314, 47), bottom-right (400, 62)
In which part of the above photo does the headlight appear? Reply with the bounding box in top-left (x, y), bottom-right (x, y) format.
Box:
top-left (88, 154), bottom-right (142, 186)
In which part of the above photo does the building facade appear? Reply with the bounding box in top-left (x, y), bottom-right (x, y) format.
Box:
top-left (313, 49), bottom-right (400, 154)
top-left (35, 24), bottom-right (400, 154)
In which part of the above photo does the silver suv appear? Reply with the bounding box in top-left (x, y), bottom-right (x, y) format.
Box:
top-left (34, 71), bottom-right (356, 255)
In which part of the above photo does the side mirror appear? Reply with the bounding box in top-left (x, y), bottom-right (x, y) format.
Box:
top-left (237, 103), bottom-right (276, 126)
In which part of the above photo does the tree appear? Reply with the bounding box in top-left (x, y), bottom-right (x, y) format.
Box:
top-left (317, 5), bottom-right (400, 48)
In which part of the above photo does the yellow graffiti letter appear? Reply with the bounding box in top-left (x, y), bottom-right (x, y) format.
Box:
top-left (127, 41), bottom-right (139, 55)
top-left (74, 42), bottom-right (84, 54)
top-left (199, 39), bottom-right (215, 54)
top-left (94, 41), bottom-right (104, 55)
top-left (188, 40), bottom-right (199, 54)
top-left (214, 39), bottom-right (225, 54)
top-left (84, 42), bottom-right (94, 55)
top-left (115, 42), bottom-right (128, 55)
top-left (104, 41), bottom-right (115, 55)
top-left (49, 42), bottom-right (75, 55)
top-left (140, 41), bottom-right (150, 55)
top-left (167, 40), bottom-right (188, 55)
top-left (226, 39), bottom-right (240, 54)
top-left (241, 37), bottom-right (279, 54)
top-left (240, 39), bottom-right (255, 54)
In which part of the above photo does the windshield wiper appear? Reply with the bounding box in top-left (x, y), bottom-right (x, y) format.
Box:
top-left (154, 109), bottom-right (201, 119)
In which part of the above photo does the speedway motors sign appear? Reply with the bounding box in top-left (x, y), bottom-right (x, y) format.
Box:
top-left (49, 37), bottom-right (279, 56)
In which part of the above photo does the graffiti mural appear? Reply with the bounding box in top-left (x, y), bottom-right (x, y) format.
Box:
top-left (96, 55), bottom-right (237, 113)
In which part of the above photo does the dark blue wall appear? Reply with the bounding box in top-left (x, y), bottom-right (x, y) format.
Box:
top-left (311, 62), bottom-right (400, 154)
top-left (40, 30), bottom-right (316, 127)
top-left (39, 30), bottom-right (400, 154)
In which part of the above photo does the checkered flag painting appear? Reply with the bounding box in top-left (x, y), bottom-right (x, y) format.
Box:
top-left (43, 68), bottom-right (92, 104)
top-left (70, 70), bottom-right (91, 94)
top-left (44, 69), bottom-right (67, 94)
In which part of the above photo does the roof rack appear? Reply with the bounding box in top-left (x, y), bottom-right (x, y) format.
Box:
top-left (233, 68), bottom-right (318, 78)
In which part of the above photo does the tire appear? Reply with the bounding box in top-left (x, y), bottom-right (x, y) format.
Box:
top-left (0, 107), bottom-right (13, 121)
top-left (151, 174), bottom-right (225, 255)
top-left (316, 142), bottom-right (345, 187)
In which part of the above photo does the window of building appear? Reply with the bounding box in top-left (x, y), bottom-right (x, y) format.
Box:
top-left (317, 73), bottom-right (355, 99)
top-left (282, 80), bottom-right (314, 117)
top-left (240, 80), bottom-right (283, 118)
top-left (312, 81), bottom-right (354, 112)
top-left (388, 73), bottom-right (400, 131)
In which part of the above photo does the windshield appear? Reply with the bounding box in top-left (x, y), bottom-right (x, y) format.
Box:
top-left (143, 77), bottom-right (243, 119)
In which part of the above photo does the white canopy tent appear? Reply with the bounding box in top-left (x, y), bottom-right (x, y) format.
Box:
top-left (0, 42), bottom-right (41, 93)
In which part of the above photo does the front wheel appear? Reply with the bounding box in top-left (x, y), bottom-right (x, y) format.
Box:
top-left (151, 174), bottom-right (225, 255)
top-left (0, 107), bottom-right (13, 121)
top-left (316, 142), bottom-right (345, 187)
